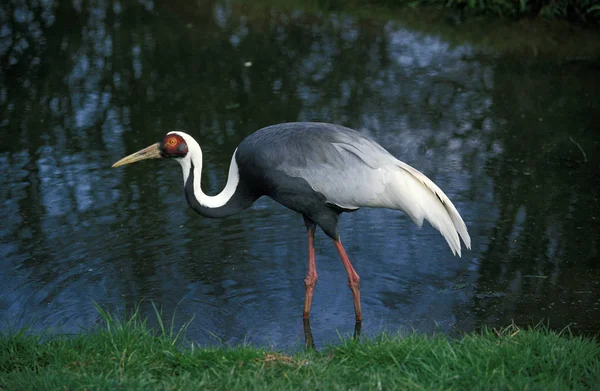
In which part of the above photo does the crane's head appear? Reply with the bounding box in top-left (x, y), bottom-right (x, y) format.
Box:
top-left (112, 132), bottom-right (190, 168)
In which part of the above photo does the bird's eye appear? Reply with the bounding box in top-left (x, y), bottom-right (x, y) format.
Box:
top-left (168, 138), bottom-right (177, 146)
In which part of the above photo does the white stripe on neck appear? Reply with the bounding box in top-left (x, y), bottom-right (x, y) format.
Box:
top-left (170, 131), bottom-right (240, 209)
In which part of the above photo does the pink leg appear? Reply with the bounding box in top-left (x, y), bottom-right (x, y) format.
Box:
top-left (333, 239), bottom-right (362, 321)
top-left (303, 223), bottom-right (318, 319)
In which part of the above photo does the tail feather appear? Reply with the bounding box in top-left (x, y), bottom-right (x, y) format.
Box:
top-left (394, 161), bottom-right (471, 256)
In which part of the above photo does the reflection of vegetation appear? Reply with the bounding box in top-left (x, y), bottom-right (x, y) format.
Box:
top-left (239, 0), bottom-right (600, 57)
top-left (252, 0), bottom-right (600, 23)
top-left (2, 307), bottom-right (599, 388)
top-left (472, 58), bottom-right (600, 336)
top-left (408, 0), bottom-right (599, 23)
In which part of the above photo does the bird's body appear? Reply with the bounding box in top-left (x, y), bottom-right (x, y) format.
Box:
top-left (113, 122), bottom-right (471, 322)
top-left (184, 122), bottom-right (469, 254)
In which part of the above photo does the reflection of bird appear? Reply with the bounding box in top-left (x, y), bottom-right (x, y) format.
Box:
top-left (113, 122), bottom-right (470, 322)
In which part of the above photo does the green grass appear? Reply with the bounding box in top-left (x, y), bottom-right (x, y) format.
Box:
top-left (1, 306), bottom-right (598, 390)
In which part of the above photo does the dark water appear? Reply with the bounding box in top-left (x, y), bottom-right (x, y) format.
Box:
top-left (1, 0), bottom-right (599, 348)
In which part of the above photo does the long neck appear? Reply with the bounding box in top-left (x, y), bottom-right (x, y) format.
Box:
top-left (181, 148), bottom-right (256, 218)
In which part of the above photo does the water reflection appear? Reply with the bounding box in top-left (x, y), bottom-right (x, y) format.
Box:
top-left (1, 0), bottom-right (598, 348)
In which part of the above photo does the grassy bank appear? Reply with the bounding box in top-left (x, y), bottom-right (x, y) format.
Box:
top-left (1, 308), bottom-right (598, 390)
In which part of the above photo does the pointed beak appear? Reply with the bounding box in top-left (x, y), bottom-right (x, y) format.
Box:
top-left (112, 143), bottom-right (162, 168)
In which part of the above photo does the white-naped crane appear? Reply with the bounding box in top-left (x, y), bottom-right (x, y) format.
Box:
top-left (112, 122), bottom-right (471, 322)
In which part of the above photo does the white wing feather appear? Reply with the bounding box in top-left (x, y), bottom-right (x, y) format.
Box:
top-left (390, 160), bottom-right (471, 256)
top-left (295, 139), bottom-right (471, 257)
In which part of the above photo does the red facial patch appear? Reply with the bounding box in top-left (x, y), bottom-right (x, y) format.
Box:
top-left (162, 134), bottom-right (188, 156)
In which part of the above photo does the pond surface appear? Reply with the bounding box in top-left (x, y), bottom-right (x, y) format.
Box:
top-left (1, 0), bottom-right (599, 349)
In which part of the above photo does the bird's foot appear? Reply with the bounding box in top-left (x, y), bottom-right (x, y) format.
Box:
top-left (303, 318), bottom-right (316, 351)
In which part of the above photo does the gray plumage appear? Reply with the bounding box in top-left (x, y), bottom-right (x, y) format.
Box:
top-left (235, 122), bottom-right (470, 255)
